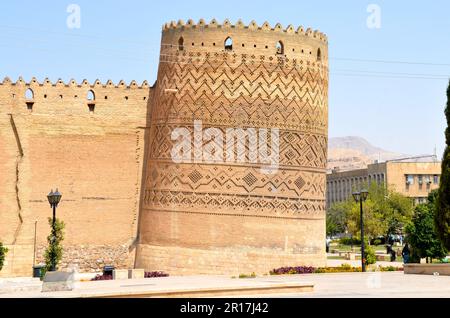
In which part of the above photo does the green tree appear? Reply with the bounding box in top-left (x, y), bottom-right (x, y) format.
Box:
top-left (0, 242), bottom-right (9, 271)
top-left (42, 217), bottom-right (65, 276)
top-left (345, 182), bottom-right (413, 241)
top-left (436, 80), bottom-right (450, 250)
top-left (385, 191), bottom-right (414, 236)
top-left (326, 201), bottom-right (349, 236)
top-left (406, 192), bottom-right (447, 263)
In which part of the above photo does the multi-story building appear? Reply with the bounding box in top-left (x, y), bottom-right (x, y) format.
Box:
top-left (326, 160), bottom-right (441, 207)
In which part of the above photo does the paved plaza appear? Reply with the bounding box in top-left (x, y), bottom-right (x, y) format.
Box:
top-left (1, 271), bottom-right (449, 298)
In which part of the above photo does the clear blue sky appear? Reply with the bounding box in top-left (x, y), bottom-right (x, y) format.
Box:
top-left (0, 0), bottom-right (449, 158)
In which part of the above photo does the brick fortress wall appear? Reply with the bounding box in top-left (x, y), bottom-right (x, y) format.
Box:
top-left (136, 19), bottom-right (329, 275)
top-left (0, 77), bottom-right (151, 276)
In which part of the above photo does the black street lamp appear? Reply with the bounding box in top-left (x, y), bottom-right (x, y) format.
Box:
top-left (47, 189), bottom-right (62, 271)
top-left (352, 189), bottom-right (369, 272)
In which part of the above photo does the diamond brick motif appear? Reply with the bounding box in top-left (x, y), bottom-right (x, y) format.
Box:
top-left (188, 170), bottom-right (203, 183)
top-left (294, 176), bottom-right (305, 190)
top-left (243, 173), bottom-right (257, 186)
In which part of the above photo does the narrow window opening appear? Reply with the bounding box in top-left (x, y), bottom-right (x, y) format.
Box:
top-left (88, 104), bottom-right (95, 113)
top-left (224, 37), bottom-right (233, 51)
top-left (25, 88), bottom-right (34, 112)
top-left (276, 41), bottom-right (284, 55)
top-left (317, 48), bottom-right (322, 61)
top-left (178, 37), bottom-right (184, 51)
top-left (87, 90), bottom-right (95, 101)
top-left (25, 88), bottom-right (34, 100)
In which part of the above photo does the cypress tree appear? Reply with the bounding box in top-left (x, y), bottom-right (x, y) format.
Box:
top-left (436, 80), bottom-right (450, 249)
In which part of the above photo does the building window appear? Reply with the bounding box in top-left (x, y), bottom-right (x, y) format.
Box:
top-left (317, 48), bottom-right (322, 61)
top-left (178, 37), bottom-right (184, 51)
top-left (434, 175), bottom-right (439, 184)
top-left (276, 41), bottom-right (284, 55)
top-left (406, 175), bottom-right (414, 185)
top-left (418, 175), bottom-right (423, 186)
top-left (224, 37), bottom-right (233, 51)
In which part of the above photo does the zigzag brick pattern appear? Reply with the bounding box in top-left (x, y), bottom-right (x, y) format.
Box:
top-left (136, 19), bottom-right (329, 275)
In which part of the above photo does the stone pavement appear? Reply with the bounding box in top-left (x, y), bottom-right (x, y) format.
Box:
top-left (1, 272), bottom-right (450, 298)
top-left (0, 275), bottom-right (313, 298)
top-left (242, 272), bottom-right (450, 298)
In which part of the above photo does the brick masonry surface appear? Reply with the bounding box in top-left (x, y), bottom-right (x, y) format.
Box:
top-left (1, 19), bottom-right (328, 277)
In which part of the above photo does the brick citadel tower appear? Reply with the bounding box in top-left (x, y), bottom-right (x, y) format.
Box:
top-left (0, 19), bottom-right (328, 277)
top-left (135, 19), bottom-right (329, 274)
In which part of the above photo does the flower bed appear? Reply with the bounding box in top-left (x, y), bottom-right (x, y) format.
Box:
top-left (91, 274), bottom-right (113, 281)
top-left (270, 266), bottom-right (316, 275)
top-left (270, 264), bottom-right (403, 275)
top-left (145, 271), bottom-right (169, 278)
top-left (378, 265), bottom-right (404, 272)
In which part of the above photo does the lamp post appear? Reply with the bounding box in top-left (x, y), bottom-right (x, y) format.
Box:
top-left (352, 189), bottom-right (369, 272)
top-left (47, 189), bottom-right (62, 271)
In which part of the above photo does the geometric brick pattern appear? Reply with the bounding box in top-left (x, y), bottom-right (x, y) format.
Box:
top-left (137, 19), bottom-right (329, 274)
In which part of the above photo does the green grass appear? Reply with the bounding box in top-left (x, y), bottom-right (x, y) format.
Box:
top-left (331, 244), bottom-right (393, 253)
top-left (238, 272), bottom-right (257, 279)
top-left (327, 256), bottom-right (346, 260)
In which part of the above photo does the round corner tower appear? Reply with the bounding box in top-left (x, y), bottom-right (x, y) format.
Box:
top-left (136, 18), bottom-right (329, 275)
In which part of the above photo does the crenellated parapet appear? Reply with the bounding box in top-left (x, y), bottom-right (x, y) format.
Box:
top-left (159, 19), bottom-right (328, 64)
top-left (1, 76), bottom-right (150, 89)
top-left (162, 18), bottom-right (327, 42)
top-left (0, 77), bottom-right (152, 119)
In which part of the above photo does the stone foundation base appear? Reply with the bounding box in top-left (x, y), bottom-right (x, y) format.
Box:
top-left (135, 244), bottom-right (326, 276)
top-left (36, 244), bottom-right (135, 273)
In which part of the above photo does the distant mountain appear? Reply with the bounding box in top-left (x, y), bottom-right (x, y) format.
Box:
top-left (327, 136), bottom-right (407, 171)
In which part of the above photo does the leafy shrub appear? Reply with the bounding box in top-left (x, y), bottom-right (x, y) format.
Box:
top-left (339, 237), bottom-right (361, 246)
top-left (364, 244), bottom-right (377, 265)
top-left (43, 218), bottom-right (65, 276)
top-left (145, 271), bottom-right (169, 278)
top-left (0, 242), bottom-right (8, 271)
top-left (379, 266), bottom-right (403, 272)
top-left (372, 239), bottom-right (383, 246)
